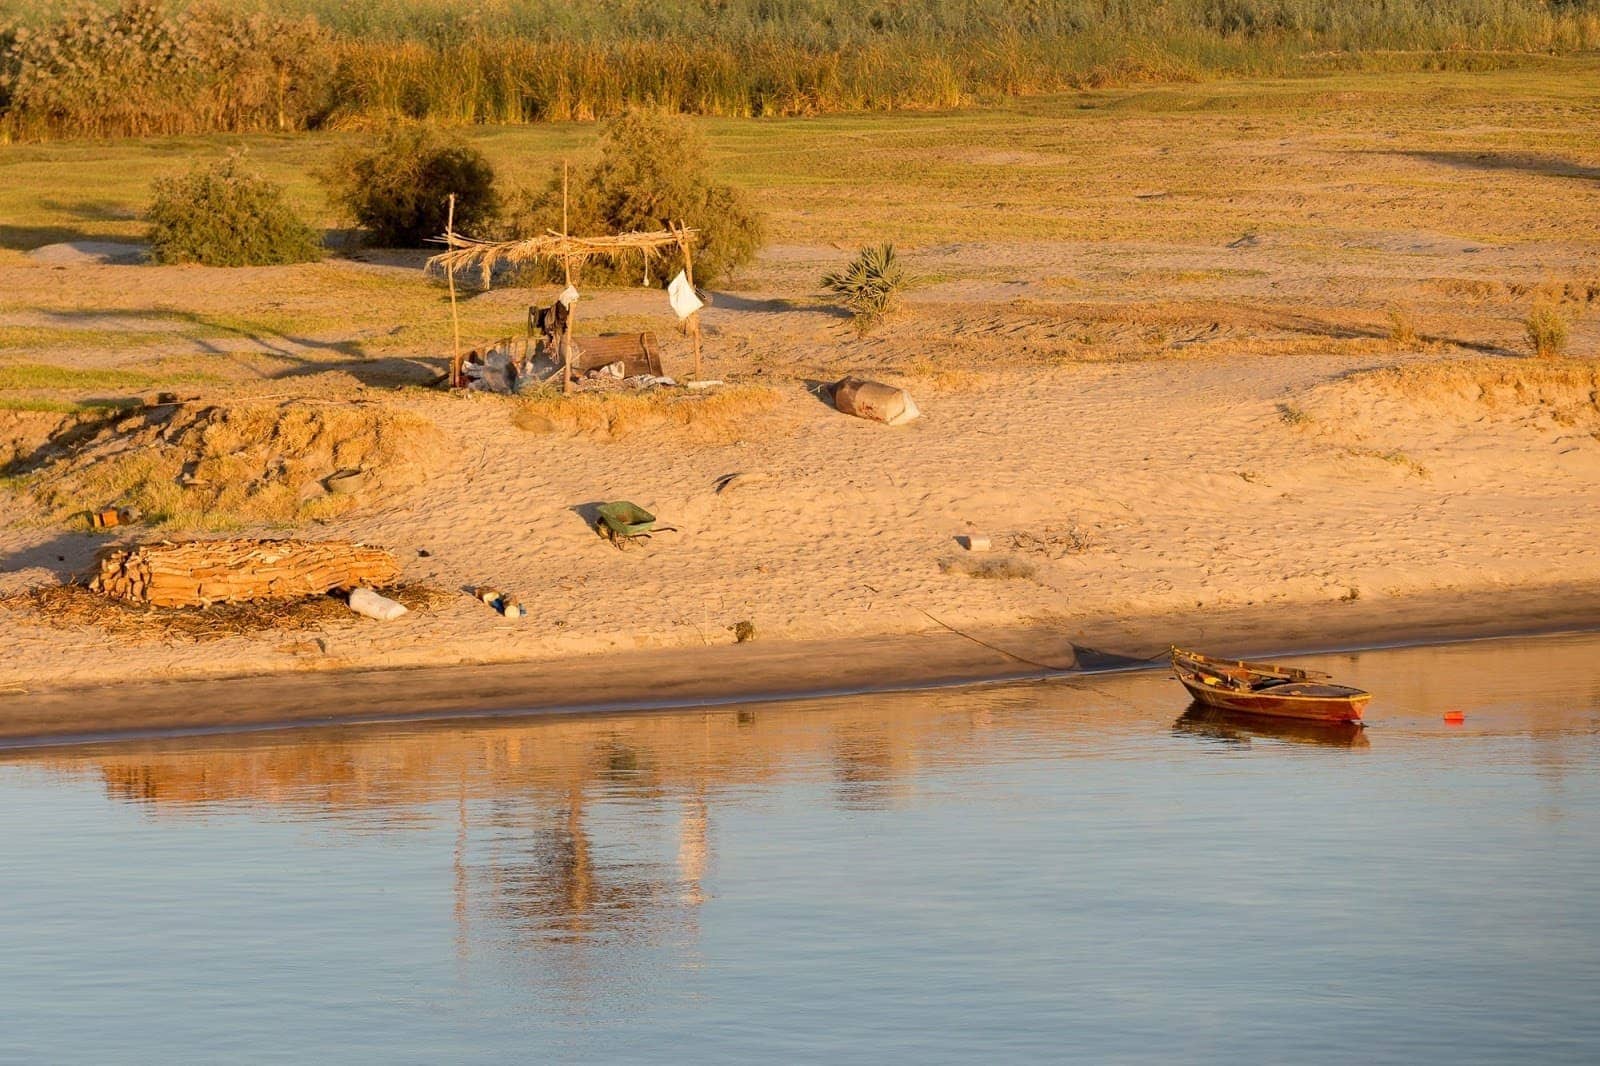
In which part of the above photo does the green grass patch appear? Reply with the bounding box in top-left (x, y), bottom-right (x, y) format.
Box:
top-left (0, 396), bottom-right (139, 414)
top-left (0, 326), bottom-right (175, 352)
top-left (0, 363), bottom-right (164, 390)
top-left (1, 64), bottom-right (1598, 251)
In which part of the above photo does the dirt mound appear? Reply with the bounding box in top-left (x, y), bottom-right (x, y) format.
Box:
top-left (1, 400), bottom-right (442, 530)
top-left (511, 385), bottom-right (782, 443)
top-left (1300, 358), bottom-right (1600, 440)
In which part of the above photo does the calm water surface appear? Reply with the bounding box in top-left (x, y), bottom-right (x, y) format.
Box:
top-left (3, 634), bottom-right (1599, 1063)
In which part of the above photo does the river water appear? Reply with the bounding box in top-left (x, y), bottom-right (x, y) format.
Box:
top-left (3, 633), bottom-right (1598, 1063)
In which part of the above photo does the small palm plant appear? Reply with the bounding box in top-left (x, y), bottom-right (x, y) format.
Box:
top-left (822, 243), bottom-right (909, 331)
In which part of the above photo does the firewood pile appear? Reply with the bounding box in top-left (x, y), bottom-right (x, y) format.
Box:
top-left (89, 539), bottom-right (399, 608)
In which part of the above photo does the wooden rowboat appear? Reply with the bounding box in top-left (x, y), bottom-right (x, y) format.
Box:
top-left (1170, 646), bottom-right (1370, 723)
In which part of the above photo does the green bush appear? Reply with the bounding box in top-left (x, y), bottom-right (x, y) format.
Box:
top-left (146, 155), bottom-right (322, 267)
top-left (322, 121), bottom-right (499, 247)
top-left (507, 110), bottom-right (764, 287)
top-left (822, 243), bottom-right (909, 329)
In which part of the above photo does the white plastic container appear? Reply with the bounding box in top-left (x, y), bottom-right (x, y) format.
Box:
top-left (347, 587), bottom-right (408, 621)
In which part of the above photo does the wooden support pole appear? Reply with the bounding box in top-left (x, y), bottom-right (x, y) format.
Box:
top-left (561, 163), bottom-right (573, 395)
top-left (446, 194), bottom-right (463, 389)
top-left (561, 276), bottom-right (574, 396)
top-left (677, 222), bottom-right (703, 381)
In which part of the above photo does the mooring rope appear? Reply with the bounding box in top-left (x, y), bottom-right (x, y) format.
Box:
top-left (910, 605), bottom-right (1080, 673)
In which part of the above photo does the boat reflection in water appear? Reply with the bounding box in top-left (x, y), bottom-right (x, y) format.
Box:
top-left (1173, 704), bottom-right (1371, 749)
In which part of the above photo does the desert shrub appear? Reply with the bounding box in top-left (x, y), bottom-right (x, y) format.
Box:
top-left (506, 110), bottom-right (763, 287)
top-left (822, 243), bottom-right (909, 329)
top-left (146, 156), bottom-right (322, 267)
top-left (1525, 303), bottom-right (1570, 357)
top-left (323, 121), bottom-right (499, 247)
top-left (1385, 304), bottom-right (1418, 347)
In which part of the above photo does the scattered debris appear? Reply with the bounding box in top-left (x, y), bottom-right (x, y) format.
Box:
top-left (88, 506), bottom-right (141, 529)
top-left (90, 539), bottom-right (399, 608)
top-left (461, 331), bottom-right (670, 395)
top-left (686, 380), bottom-right (724, 391)
top-left (1006, 527), bottom-right (1095, 557)
top-left (347, 587), bottom-right (408, 621)
top-left (471, 586), bottom-right (525, 618)
top-left (959, 534), bottom-right (992, 552)
top-left (463, 344), bottom-right (523, 393)
top-left (833, 376), bottom-right (921, 425)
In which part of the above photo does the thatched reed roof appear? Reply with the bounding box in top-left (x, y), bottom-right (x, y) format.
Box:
top-left (427, 227), bottom-right (698, 287)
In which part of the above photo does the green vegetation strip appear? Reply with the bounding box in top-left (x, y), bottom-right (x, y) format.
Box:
top-left (0, 396), bottom-right (138, 413)
top-left (0, 364), bottom-right (162, 390)
top-left (4, 1), bottom-right (1598, 139)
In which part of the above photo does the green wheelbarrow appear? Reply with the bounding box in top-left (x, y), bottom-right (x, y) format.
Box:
top-left (596, 500), bottom-right (676, 548)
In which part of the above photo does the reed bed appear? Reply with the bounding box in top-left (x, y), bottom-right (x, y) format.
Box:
top-left (4, 1), bottom-right (1599, 139)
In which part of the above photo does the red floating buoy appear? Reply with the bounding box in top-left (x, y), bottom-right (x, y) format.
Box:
top-left (1442, 710), bottom-right (1466, 724)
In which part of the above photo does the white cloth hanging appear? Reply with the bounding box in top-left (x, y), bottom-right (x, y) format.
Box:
top-left (667, 270), bottom-right (703, 320)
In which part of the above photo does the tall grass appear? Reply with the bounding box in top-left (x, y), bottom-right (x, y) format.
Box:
top-left (5, 1), bottom-right (1600, 139)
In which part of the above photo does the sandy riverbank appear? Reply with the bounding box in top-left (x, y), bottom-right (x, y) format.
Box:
top-left (5, 582), bottom-right (1599, 747)
top-left (3, 79), bottom-right (1598, 739)
top-left (5, 322), bottom-right (1599, 716)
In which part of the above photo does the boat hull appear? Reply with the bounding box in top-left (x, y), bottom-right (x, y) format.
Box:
top-left (1177, 675), bottom-right (1368, 723)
